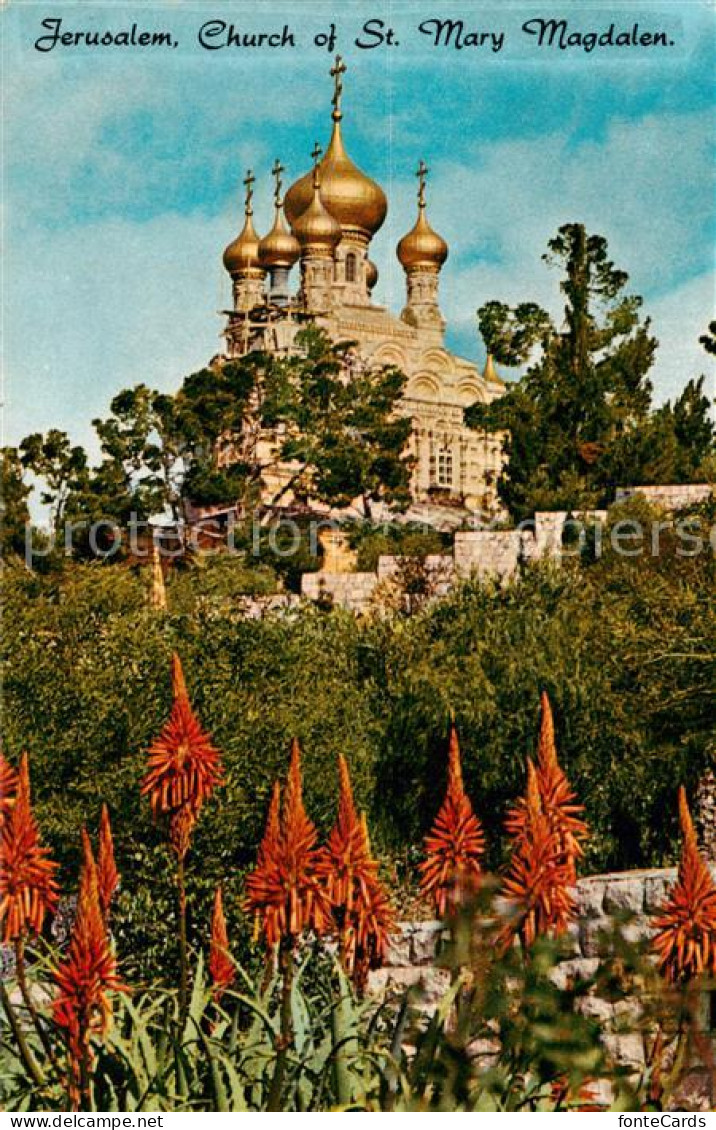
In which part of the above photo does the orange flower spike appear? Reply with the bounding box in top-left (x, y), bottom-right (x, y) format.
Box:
top-left (140, 653), bottom-right (224, 822)
top-left (244, 740), bottom-right (333, 947)
top-left (652, 787), bottom-right (716, 983)
top-left (419, 725), bottom-right (485, 917)
top-left (506, 694), bottom-right (588, 880)
top-left (53, 829), bottom-right (127, 1104)
top-left (0, 753), bottom-right (18, 830)
top-left (324, 755), bottom-right (365, 910)
top-left (500, 759), bottom-right (576, 950)
top-left (0, 753), bottom-right (59, 942)
top-left (171, 651), bottom-right (189, 702)
top-left (97, 805), bottom-right (119, 917)
top-left (209, 887), bottom-right (235, 999)
top-left (318, 757), bottom-right (394, 985)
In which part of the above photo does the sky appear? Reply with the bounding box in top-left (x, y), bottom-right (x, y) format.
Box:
top-left (3, 0), bottom-right (715, 464)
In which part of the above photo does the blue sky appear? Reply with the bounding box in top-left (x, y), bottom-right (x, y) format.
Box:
top-left (4, 0), bottom-right (715, 462)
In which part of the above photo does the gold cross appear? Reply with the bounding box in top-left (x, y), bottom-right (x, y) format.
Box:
top-left (243, 168), bottom-right (255, 214)
top-left (271, 158), bottom-right (284, 207)
top-left (311, 142), bottom-right (323, 189)
top-left (330, 54), bottom-right (347, 120)
top-left (416, 160), bottom-right (428, 208)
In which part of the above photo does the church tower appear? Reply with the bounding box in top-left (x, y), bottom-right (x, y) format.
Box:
top-left (258, 160), bottom-right (300, 306)
top-left (397, 160), bottom-right (449, 337)
top-left (284, 55), bottom-right (387, 309)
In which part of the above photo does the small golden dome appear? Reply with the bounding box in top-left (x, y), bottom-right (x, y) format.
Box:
top-left (397, 159), bottom-right (448, 272)
top-left (284, 60), bottom-right (386, 240)
top-left (258, 206), bottom-right (300, 269)
top-left (365, 259), bottom-right (379, 290)
top-left (397, 208), bottom-right (448, 271)
top-left (293, 166), bottom-right (342, 256)
top-left (223, 169), bottom-right (264, 276)
top-left (483, 354), bottom-right (500, 383)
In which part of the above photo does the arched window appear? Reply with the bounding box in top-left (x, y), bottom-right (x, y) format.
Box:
top-left (345, 253), bottom-right (357, 282)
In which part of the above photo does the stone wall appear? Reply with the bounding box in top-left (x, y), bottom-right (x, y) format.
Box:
top-left (615, 484), bottom-right (713, 510)
top-left (453, 530), bottom-right (527, 580)
top-left (368, 867), bottom-right (716, 1109)
top-left (301, 571), bottom-right (379, 613)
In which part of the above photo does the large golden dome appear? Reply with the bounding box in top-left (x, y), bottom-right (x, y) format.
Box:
top-left (258, 206), bottom-right (300, 269)
top-left (284, 59), bottom-right (386, 241)
top-left (292, 175), bottom-right (342, 255)
top-left (285, 122), bottom-right (387, 240)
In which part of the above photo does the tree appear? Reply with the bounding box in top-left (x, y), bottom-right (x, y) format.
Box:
top-left (93, 387), bottom-right (185, 521)
top-left (173, 328), bottom-right (413, 519)
top-left (20, 430), bottom-right (89, 533)
top-left (1, 448), bottom-right (32, 558)
top-left (698, 319), bottom-right (716, 356)
top-left (467, 224), bottom-right (658, 519)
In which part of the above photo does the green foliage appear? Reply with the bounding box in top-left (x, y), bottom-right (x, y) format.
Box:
top-left (2, 499), bottom-right (714, 983)
top-left (345, 520), bottom-right (449, 572)
top-left (1, 447), bottom-right (32, 557)
top-left (0, 903), bottom-right (700, 1112)
top-left (18, 329), bottom-right (414, 548)
top-left (469, 224), bottom-right (714, 521)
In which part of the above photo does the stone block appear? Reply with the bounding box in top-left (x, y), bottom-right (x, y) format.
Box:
top-left (580, 917), bottom-right (612, 958)
top-left (575, 994), bottom-right (614, 1024)
top-left (385, 930), bottom-right (411, 967)
top-left (602, 1032), bottom-right (646, 1069)
top-left (603, 877), bottom-right (645, 915)
top-left (410, 922), bottom-right (443, 965)
top-left (644, 871), bottom-right (677, 913)
top-left (577, 879), bottom-right (607, 919)
top-left (550, 956), bottom-right (600, 991)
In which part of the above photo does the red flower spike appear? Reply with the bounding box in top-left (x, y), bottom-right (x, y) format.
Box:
top-left (506, 693), bottom-right (588, 882)
top-left (419, 726), bottom-right (485, 917)
top-left (499, 759), bottom-right (576, 950)
top-left (209, 886), bottom-right (235, 999)
top-left (140, 653), bottom-right (223, 828)
top-left (97, 804), bottom-right (119, 917)
top-left (244, 739), bottom-right (333, 947)
top-left (0, 753), bottom-right (18, 831)
top-left (53, 828), bottom-right (127, 1106)
top-left (318, 756), bottom-right (394, 989)
top-left (652, 787), bottom-right (716, 983)
top-left (0, 754), bottom-right (59, 941)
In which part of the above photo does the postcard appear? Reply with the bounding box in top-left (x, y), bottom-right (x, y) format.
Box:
top-left (2, 0), bottom-right (715, 1116)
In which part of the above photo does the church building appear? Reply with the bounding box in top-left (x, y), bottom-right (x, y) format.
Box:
top-left (218, 57), bottom-right (506, 515)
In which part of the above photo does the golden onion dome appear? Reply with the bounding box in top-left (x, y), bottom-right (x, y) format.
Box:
top-left (284, 59), bottom-right (386, 240)
top-left (397, 160), bottom-right (448, 271)
top-left (258, 206), bottom-right (300, 269)
top-left (223, 170), bottom-right (264, 276)
top-left (293, 173), bottom-right (342, 255)
top-left (223, 214), bottom-right (262, 275)
top-left (285, 122), bottom-right (387, 240)
top-left (365, 259), bottom-right (379, 290)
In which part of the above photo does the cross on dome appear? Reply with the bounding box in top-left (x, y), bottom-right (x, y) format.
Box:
top-left (243, 169), bottom-right (255, 215)
top-left (330, 54), bottom-right (347, 121)
top-left (416, 160), bottom-right (429, 208)
top-left (271, 159), bottom-right (285, 207)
